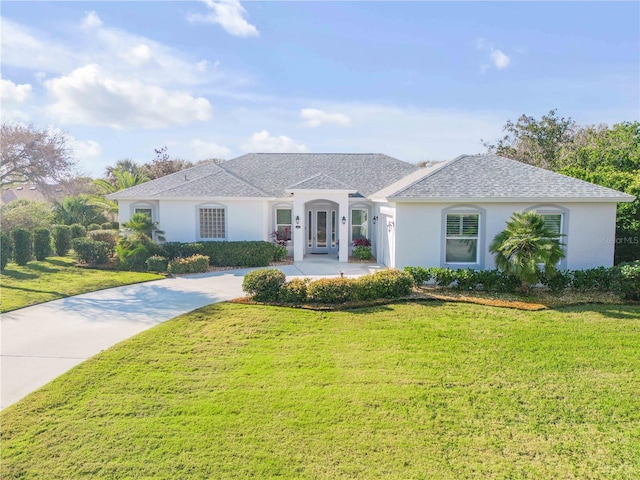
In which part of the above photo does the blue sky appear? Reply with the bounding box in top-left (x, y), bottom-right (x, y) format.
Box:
top-left (1, 1), bottom-right (638, 176)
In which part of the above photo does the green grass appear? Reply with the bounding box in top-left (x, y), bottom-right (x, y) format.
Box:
top-left (2, 302), bottom-right (640, 479)
top-left (0, 257), bottom-right (163, 312)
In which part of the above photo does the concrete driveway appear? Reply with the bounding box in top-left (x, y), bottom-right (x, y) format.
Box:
top-left (1, 259), bottom-right (380, 410)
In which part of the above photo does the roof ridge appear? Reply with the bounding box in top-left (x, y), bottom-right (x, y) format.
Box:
top-left (389, 155), bottom-right (466, 197)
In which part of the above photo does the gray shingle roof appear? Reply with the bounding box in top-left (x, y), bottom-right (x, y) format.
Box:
top-left (221, 153), bottom-right (418, 197)
top-left (287, 173), bottom-right (355, 191)
top-left (388, 154), bottom-right (635, 201)
top-left (107, 162), bottom-right (268, 199)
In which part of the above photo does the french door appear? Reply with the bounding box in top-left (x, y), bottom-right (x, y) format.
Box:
top-left (307, 207), bottom-right (338, 254)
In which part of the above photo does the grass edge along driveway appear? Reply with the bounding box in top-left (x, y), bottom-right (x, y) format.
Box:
top-left (0, 257), bottom-right (164, 313)
top-left (2, 302), bottom-right (639, 479)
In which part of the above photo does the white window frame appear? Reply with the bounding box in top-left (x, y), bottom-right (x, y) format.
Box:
top-left (130, 202), bottom-right (156, 222)
top-left (197, 204), bottom-right (227, 241)
top-left (526, 205), bottom-right (569, 269)
top-left (441, 205), bottom-right (485, 268)
top-left (275, 207), bottom-right (293, 242)
top-left (350, 207), bottom-right (369, 243)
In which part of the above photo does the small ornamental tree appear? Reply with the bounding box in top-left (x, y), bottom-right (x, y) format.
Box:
top-left (490, 211), bottom-right (565, 292)
top-left (33, 228), bottom-right (52, 260)
top-left (11, 228), bottom-right (33, 266)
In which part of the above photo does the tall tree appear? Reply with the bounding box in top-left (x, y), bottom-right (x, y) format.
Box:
top-left (140, 146), bottom-right (194, 180)
top-left (483, 109), bottom-right (577, 170)
top-left (0, 121), bottom-right (77, 195)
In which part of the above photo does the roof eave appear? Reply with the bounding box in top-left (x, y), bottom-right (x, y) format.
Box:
top-left (384, 195), bottom-right (636, 203)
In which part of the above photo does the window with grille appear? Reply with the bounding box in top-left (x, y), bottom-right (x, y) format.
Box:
top-left (275, 209), bottom-right (292, 241)
top-left (199, 207), bottom-right (226, 239)
top-left (445, 213), bottom-right (479, 263)
top-left (351, 209), bottom-right (368, 241)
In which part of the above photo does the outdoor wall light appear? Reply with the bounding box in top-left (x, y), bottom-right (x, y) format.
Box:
top-left (341, 216), bottom-right (346, 225)
top-left (372, 216), bottom-right (378, 225)
top-left (295, 215), bottom-right (300, 225)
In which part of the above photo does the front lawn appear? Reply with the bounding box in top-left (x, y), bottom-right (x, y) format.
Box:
top-left (2, 302), bottom-right (639, 479)
top-left (0, 257), bottom-right (164, 312)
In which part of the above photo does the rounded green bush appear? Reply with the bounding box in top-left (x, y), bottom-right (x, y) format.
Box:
top-left (146, 255), bottom-right (169, 273)
top-left (352, 245), bottom-right (373, 261)
top-left (356, 269), bottom-right (413, 300)
top-left (614, 261), bottom-right (640, 301)
top-left (307, 277), bottom-right (357, 304)
top-left (167, 255), bottom-right (210, 274)
top-left (72, 238), bottom-right (110, 265)
top-left (279, 278), bottom-right (309, 303)
top-left (242, 269), bottom-right (286, 302)
top-left (69, 224), bottom-right (87, 239)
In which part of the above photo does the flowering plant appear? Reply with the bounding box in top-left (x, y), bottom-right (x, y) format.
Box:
top-left (270, 228), bottom-right (290, 246)
top-left (353, 237), bottom-right (371, 247)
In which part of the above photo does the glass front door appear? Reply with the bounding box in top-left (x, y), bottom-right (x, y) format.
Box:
top-left (306, 205), bottom-right (338, 254)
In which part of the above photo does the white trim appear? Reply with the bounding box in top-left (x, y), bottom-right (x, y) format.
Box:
top-left (441, 205), bottom-right (486, 269)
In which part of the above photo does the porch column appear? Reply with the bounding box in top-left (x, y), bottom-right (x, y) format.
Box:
top-left (338, 194), bottom-right (349, 262)
top-left (292, 195), bottom-right (305, 262)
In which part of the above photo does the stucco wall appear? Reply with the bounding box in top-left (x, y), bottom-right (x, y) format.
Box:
top-left (393, 202), bottom-right (618, 271)
top-left (118, 199), bottom-right (267, 243)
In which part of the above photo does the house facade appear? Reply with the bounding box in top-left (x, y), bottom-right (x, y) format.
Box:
top-left (109, 153), bottom-right (634, 270)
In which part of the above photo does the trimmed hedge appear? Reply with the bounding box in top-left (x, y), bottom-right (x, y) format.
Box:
top-left (162, 241), bottom-right (278, 267)
top-left (146, 255), bottom-right (169, 273)
top-left (355, 269), bottom-right (413, 300)
top-left (11, 228), bottom-right (33, 266)
top-left (33, 228), bottom-right (52, 261)
top-left (1, 231), bottom-right (11, 270)
top-left (52, 225), bottom-right (72, 256)
top-left (69, 224), bottom-right (87, 239)
top-left (72, 238), bottom-right (110, 265)
top-left (167, 255), bottom-right (210, 274)
top-left (242, 269), bottom-right (286, 302)
top-left (279, 278), bottom-right (309, 304)
top-left (403, 264), bottom-right (639, 301)
top-left (307, 277), bottom-right (357, 304)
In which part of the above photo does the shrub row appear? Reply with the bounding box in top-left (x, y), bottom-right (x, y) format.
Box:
top-left (242, 269), bottom-right (413, 304)
top-left (161, 241), bottom-right (281, 267)
top-left (404, 263), bottom-right (640, 301)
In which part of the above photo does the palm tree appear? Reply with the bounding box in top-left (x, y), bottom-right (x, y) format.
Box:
top-left (489, 211), bottom-right (565, 292)
top-left (53, 195), bottom-right (107, 226)
top-left (91, 169), bottom-right (151, 217)
top-left (121, 212), bottom-right (165, 242)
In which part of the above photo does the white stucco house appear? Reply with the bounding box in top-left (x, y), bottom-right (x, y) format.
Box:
top-left (108, 153), bottom-right (635, 270)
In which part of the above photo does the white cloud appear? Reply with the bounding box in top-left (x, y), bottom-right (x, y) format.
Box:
top-left (0, 78), bottom-right (32, 104)
top-left (490, 49), bottom-right (510, 69)
top-left (476, 37), bottom-right (511, 72)
top-left (125, 44), bottom-right (153, 66)
top-left (82, 11), bottom-right (103, 29)
top-left (187, 0), bottom-right (259, 38)
top-left (241, 130), bottom-right (308, 153)
top-left (71, 138), bottom-right (102, 160)
top-left (300, 108), bottom-right (351, 127)
top-left (190, 139), bottom-right (232, 159)
top-left (44, 64), bottom-right (213, 129)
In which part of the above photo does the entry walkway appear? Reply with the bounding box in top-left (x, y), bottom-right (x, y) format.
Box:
top-left (0, 260), bottom-right (380, 410)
